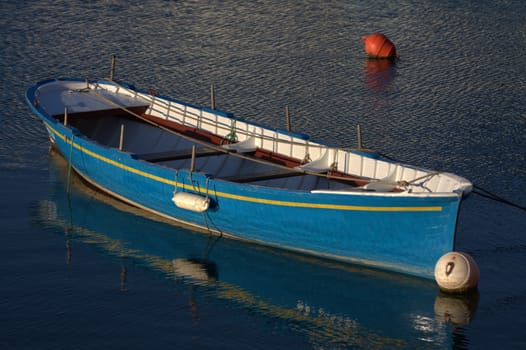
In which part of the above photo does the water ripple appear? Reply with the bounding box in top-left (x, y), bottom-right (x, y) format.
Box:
top-left (2, 1), bottom-right (526, 348)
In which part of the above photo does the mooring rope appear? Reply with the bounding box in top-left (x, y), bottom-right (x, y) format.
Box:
top-left (86, 82), bottom-right (447, 190)
top-left (472, 185), bottom-right (526, 213)
top-left (111, 80), bottom-right (373, 153)
top-left (88, 85), bottom-right (379, 185)
top-left (395, 172), bottom-right (440, 188)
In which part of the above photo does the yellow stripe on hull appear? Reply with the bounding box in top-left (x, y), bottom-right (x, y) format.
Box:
top-left (46, 122), bottom-right (443, 213)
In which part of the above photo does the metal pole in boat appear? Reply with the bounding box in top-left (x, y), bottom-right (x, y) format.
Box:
top-left (190, 145), bottom-right (196, 172)
top-left (357, 124), bottom-right (363, 150)
top-left (63, 107), bottom-right (68, 126)
top-left (119, 124), bottom-right (125, 151)
top-left (66, 135), bottom-right (74, 193)
top-left (285, 105), bottom-right (291, 132)
top-left (210, 83), bottom-right (216, 110)
top-left (110, 54), bottom-right (116, 81)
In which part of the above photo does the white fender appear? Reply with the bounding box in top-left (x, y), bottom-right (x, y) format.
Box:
top-left (172, 192), bottom-right (210, 213)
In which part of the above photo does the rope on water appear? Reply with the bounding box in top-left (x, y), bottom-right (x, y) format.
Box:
top-left (472, 185), bottom-right (526, 213)
top-left (102, 84), bottom-right (518, 203)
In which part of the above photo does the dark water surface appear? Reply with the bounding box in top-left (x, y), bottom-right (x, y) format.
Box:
top-left (1, 1), bottom-right (525, 349)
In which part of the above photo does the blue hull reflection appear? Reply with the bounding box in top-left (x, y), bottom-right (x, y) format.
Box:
top-left (39, 150), bottom-right (478, 349)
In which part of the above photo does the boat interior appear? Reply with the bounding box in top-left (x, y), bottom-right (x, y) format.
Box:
top-left (59, 108), bottom-right (367, 192)
top-left (34, 79), bottom-right (471, 195)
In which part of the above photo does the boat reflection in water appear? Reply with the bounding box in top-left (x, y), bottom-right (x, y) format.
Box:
top-left (39, 149), bottom-right (478, 348)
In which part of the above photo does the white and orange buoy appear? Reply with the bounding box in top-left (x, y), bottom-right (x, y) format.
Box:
top-left (362, 33), bottom-right (397, 59)
top-left (434, 252), bottom-right (480, 293)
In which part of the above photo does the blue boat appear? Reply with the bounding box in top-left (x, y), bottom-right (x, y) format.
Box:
top-left (26, 77), bottom-right (472, 279)
top-left (37, 156), bottom-right (477, 347)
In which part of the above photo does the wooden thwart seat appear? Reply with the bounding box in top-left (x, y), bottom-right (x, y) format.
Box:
top-left (55, 105), bottom-right (150, 122)
top-left (136, 148), bottom-right (225, 162)
top-left (222, 169), bottom-right (303, 183)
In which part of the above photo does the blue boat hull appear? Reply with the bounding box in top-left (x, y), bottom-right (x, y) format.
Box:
top-left (26, 80), bottom-right (463, 279)
top-left (38, 163), bottom-right (459, 347)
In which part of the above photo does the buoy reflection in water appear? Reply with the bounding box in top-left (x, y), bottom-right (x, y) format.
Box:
top-left (364, 58), bottom-right (396, 92)
top-left (434, 290), bottom-right (480, 327)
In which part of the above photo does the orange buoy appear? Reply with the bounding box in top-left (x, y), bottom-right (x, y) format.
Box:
top-left (362, 33), bottom-right (397, 59)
